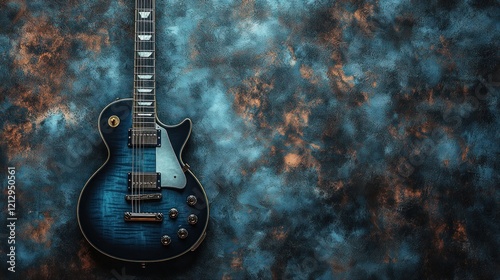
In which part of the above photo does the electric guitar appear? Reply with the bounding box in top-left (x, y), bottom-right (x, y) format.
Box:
top-left (77, 0), bottom-right (209, 263)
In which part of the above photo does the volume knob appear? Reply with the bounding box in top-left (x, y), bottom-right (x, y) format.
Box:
top-left (169, 208), bottom-right (179, 219)
top-left (187, 195), bottom-right (197, 206)
top-left (161, 235), bottom-right (171, 246)
top-left (178, 228), bottom-right (188, 239)
top-left (188, 214), bottom-right (198, 225)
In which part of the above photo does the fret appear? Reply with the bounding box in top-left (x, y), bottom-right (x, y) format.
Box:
top-left (135, 107), bottom-right (155, 110)
top-left (135, 72), bottom-right (155, 76)
top-left (135, 22), bottom-right (154, 31)
top-left (134, 82), bottom-right (155, 88)
top-left (135, 61), bottom-right (155, 68)
top-left (134, 107), bottom-right (155, 110)
top-left (134, 95), bottom-right (156, 101)
top-left (136, 42), bottom-right (155, 50)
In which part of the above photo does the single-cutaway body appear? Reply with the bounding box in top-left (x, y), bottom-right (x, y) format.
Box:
top-left (77, 99), bottom-right (209, 262)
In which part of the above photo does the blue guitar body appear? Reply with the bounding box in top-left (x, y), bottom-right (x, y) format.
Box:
top-left (77, 99), bottom-right (209, 262)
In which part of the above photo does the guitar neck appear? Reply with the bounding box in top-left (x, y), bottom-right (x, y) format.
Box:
top-left (133, 0), bottom-right (156, 129)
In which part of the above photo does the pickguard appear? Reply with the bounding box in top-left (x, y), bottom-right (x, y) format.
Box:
top-left (156, 125), bottom-right (186, 189)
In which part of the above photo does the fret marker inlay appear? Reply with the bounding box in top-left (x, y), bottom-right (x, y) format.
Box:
top-left (138, 35), bottom-right (152, 41)
top-left (137, 75), bottom-right (153, 80)
top-left (137, 88), bottom-right (154, 93)
top-left (139, 12), bottom-right (151, 19)
top-left (138, 52), bottom-right (153, 58)
top-left (138, 102), bottom-right (154, 106)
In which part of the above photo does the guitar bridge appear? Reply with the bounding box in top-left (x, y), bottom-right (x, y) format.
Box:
top-left (128, 172), bottom-right (161, 190)
top-left (124, 212), bottom-right (163, 222)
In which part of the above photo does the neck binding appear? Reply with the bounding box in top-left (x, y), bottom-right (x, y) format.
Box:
top-left (133, 0), bottom-right (156, 129)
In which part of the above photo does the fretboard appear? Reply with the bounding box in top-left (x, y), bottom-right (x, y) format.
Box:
top-left (133, 0), bottom-right (156, 129)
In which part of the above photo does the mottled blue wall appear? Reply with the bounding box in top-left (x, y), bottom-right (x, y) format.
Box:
top-left (0, 0), bottom-right (499, 279)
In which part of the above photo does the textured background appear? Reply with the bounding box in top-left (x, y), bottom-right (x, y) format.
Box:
top-left (1, 0), bottom-right (499, 279)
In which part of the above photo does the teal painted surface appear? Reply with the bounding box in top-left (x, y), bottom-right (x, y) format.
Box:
top-left (0, 0), bottom-right (498, 279)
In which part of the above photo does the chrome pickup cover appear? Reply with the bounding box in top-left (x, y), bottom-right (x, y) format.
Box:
top-left (127, 172), bottom-right (161, 190)
top-left (128, 129), bottom-right (161, 147)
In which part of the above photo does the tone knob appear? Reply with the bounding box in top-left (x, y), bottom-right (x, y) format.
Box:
top-left (187, 195), bottom-right (197, 206)
top-left (169, 208), bottom-right (179, 219)
top-left (188, 214), bottom-right (198, 225)
top-left (161, 235), bottom-right (171, 246)
top-left (178, 228), bottom-right (188, 239)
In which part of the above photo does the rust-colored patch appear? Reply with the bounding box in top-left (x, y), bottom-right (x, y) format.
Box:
top-left (74, 28), bottom-right (110, 53)
top-left (271, 226), bottom-right (288, 241)
top-left (328, 64), bottom-right (354, 93)
top-left (284, 153), bottom-right (301, 170)
top-left (231, 76), bottom-right (274, 123)
top-left (461, 145), bottom-right (469, 162)
top-left (433, 223), bottom-right (447, 252)
top-left (14, 17), bottom-right (68, 86)
top-left (77, 242), bottom-right (95, 271)
top-left (4, 13), bottom-right (107, 159)
top-left (452, 221), bottom-right (468, 243)
top-left (331, 260), bottom-right (347, 273)
top-left (280, 108), bottom-right (309, 136)
top-left (25, 212), bottom-right (53, 244)
top-left (26, 263), bottom-right (51, 279)
top-left (2, 122), bottom-right (33, 159)
top-left (354, 3), bottom-right (375, 36)
top-left (428, 89), bottom-right (434, 104)
top-left (230, 251), bottom-right (243, 270)
top-left (300, 64), bottom-right (319, 84)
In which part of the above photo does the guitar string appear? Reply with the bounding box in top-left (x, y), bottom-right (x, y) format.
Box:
top-left (131, 0), bottom-right (154, 214)
top-left (139, 0), bottom-right (145, 214)
top-left (132, 0), bottom-right (137, 214)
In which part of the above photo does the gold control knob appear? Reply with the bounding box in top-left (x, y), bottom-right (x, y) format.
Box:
top-left (108, 115), bottom-right (120, 127)
top-left (161, 235), bottom-right (171, 246)
top-left (188, 214), bottom-right (198, 225)
top-left (187, 195), bottom-right (197, 206)
top-left (169, 208), bottom-right (179, 219)
top-left (178, 228), bottom-right (188, 239)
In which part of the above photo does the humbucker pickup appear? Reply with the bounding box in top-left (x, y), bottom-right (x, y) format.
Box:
top-left (125, 193), bottom-right (162, 201)
top-left (127, 172), bottom-right (161, 190)
top-left (128, 129), bottom-right (161, 147)
top-left (124, 212), bottom-right (163, 222)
